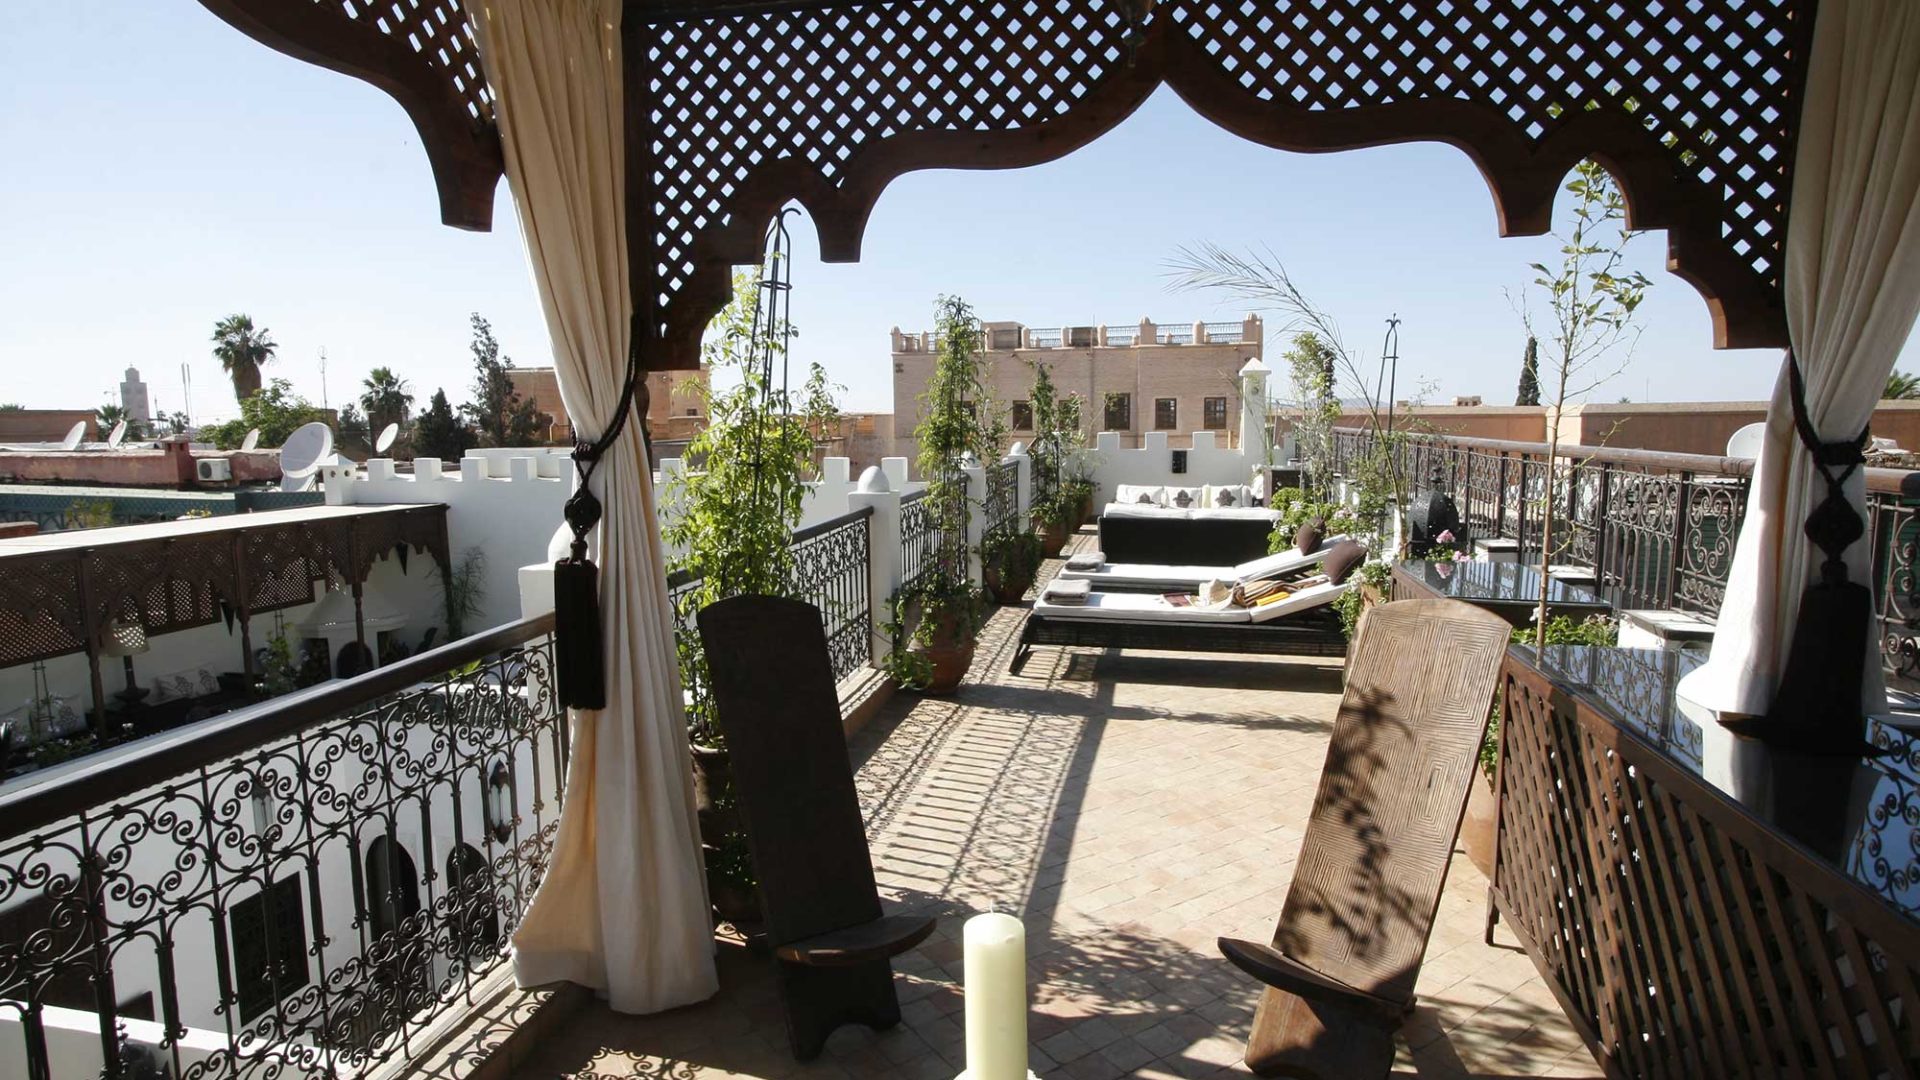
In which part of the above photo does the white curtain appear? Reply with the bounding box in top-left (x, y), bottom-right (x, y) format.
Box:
top-left (1682, 0), bottom-right (1920, 793)
top-left (472, 0), bottom-right (718, 1013)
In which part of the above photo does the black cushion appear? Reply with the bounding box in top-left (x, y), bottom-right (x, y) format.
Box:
top-left (1295, 517), bottom-right (1325, 556)
top-left (1323, 540), bottom-right (1366, 585)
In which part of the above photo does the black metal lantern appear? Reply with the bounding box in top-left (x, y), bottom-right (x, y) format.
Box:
top-left (484, 760), bottom-right (513, 844)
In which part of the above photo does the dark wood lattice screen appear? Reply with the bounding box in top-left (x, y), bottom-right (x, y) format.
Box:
top-left (630, 0), bottom-right (1812, 363)
top-left (1494, 655), bottom-right (1920, 1078)
top-left (203, 0), bottom-right (1813, 356)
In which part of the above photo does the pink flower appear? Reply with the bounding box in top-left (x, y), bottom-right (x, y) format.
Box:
top-left (1435, 529), bottom-right (1455, 544)
top-left (1453, 550), bottom-right (1471, 563)
top-left (1435, 561), bottom-right (1454, 580)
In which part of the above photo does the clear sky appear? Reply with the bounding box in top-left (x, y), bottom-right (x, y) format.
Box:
top-left (5, 3), bottom-right (1913, 423)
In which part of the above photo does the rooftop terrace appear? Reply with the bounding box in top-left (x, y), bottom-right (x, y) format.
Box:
top-left (417, 534), bottom-right (1596, 1080)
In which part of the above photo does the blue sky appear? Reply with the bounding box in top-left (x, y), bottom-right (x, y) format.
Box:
top-left (5, 3), bottom-right (1911, 423)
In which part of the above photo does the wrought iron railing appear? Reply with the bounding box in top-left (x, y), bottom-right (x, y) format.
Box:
top-left (0, 614), bottom-right (564, 1080)
top-left (1161, 326), bottom-right (1194, 345)
top-left (668, 508), bottom-right (875, 684)
top-left (985, 460), bottom-right (1020, 539)
top-left (785, 508), bottom-right (874, 681)
top-left (1103, 325), bottom-right (1137, 346)
top-left (899, 490), bottom-right (942, 593)
top-left (1331, 426), bottom-right (1920, 685)
top-left (1201, 321), bottom-right (1243, 343)
top-left (1026, 327), bottom-right (1062, 349)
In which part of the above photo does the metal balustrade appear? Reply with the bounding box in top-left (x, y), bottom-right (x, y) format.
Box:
top-left (0, 615), bottom-right (565, 1080)
top-left (1330, 427), bottom-right (1920, 686)
top-left (1201, 321), bottom-right (1243, 343)
top-left (985, 461), bottom-right (1020, 539)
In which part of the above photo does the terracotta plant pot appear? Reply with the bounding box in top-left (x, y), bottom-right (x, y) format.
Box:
top-left (1038, 519), bottom-right (1070, 557)
top-left (914, 609), bottom-right (976, 695)
top-left (983, 563), bottom-right (1034, 605)
top-left (690, 743), bottom-right (764, 931)
top-left (1460, 773), bottom-right (1498, 878)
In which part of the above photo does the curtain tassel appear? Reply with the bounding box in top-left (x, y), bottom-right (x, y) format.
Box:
top-left (552, 335), bottom-right (644, 711)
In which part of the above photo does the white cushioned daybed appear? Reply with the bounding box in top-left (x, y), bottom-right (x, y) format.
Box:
top-left (1010, 578), bottom-right (1352, 673)
top-left (1055, 536), bottom-right (1350, 592)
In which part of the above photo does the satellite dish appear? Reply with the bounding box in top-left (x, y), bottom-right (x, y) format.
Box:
top-left (1725, 422), bottom-right (1766, 460)
top-left (106, 420), bottom-right (128, 448)
top-left (240, 428), bottom-right (261, 452)
top-left (374, 422), bottom-right (399, 454)
top-left (60, 421), bottom-right (85, 451)
top-left (279, 422), bottom-right (334, 480)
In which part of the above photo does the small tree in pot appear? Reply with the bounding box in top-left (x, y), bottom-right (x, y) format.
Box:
top-left (1027, 362), bottom-right (1074, 554)
top-left (664, 271), bottom-right (841, 926)
top-left (884, 295), bottom-right (994, 694)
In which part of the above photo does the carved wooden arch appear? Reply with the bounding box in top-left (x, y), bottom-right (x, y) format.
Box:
top-left (197, 0), bottom-right (503, 231)
top-left (631, 0), bottom-right (1815, 368)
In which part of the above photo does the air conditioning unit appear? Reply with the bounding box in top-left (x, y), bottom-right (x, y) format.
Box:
top-left (196, 458), bottom-right (232, 483)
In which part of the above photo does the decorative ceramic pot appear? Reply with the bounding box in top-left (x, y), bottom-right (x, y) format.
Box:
top-left (915, 609), bottom-right (976, 694)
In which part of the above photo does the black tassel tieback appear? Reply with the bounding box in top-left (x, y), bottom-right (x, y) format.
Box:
top-left (553, 339), bottom-right (644, 711)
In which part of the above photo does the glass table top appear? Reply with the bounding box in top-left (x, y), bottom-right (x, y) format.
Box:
top-left (1399, 559), bottom-right (1610, 608)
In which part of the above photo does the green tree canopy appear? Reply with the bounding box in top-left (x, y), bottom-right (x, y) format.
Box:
top-left (460, 314), bottom-right (551, 446)
top-left (360, 367), bottom-right (415, 439)
top-left (210, 314), bottom-right (276, 403)
top-left (200, 379), bottom-right (328, 449)
top-left (413, 388), bottom-right (475, 461)
top-left (1516, 335), bottom-right (1541, 406)
top-left (1887, 370), bottom-right (1920, 400)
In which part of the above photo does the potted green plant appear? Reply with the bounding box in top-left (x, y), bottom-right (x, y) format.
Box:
top-left (981, 526), bottom-right (1043, 603)
top-left (884, 295), bottom-right (996, 694)
top-left (663, 271), bottom-right (842, 928)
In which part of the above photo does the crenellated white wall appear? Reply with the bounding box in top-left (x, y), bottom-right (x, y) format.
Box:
top-left (1085, 429), bottom-right (1272, 502)
top-left (326, 452), bottom-right (570, 633)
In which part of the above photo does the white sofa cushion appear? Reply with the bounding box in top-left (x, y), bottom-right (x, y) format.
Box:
top-left (1101, 503), bottom-right (1191, 520)
top-left (1205, 484), bottom-right (1254, 509)
top-left (1113, 483), bottom-right (1166, 507)
top-left (1033, 591), bottom-right (1255, 624)
top-left (1164, 485), bottom-right (1204, 510)
top-left (1190, 507), bottom-right (1281, 522)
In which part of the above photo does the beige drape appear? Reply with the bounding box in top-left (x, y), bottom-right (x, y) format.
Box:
top-left (472, 0), bottom-right (718, 1012)
top-left (1682, 0), bottom-right (1920, 792)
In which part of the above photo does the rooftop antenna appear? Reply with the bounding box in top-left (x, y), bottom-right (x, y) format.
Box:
top-left (180, 362), bottom-right (193, 427)
top-left (106, 420), bottom-right (128, 449)
top-left (59, 421), bottom-right (85, 451)
top-left (318, 347), bottom-right (329, 411)
top-left (1376, 315), bottom-right (1402, 436)
top-left (278, 421), bottom-right (334, 493)
top-left (374, 421), bottom-right (399, 454)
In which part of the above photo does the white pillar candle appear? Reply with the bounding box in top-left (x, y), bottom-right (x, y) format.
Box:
top-left (962, 911), bottom-right (1029, 1080)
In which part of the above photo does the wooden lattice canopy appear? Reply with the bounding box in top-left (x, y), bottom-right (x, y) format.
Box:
top-left (203, 0), bottom-right (1815, 363)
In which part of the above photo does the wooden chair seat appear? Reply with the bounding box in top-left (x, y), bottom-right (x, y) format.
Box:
top-left (776, 914), bottom-right (937, 967)
top-left (1217, 937), bottom-right (1408, 1023)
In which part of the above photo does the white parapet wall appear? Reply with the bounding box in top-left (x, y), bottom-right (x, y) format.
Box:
top-left (1086, 430), bottom-right (1270, 501)
top-left (326, 451), bottom-right (570, 633)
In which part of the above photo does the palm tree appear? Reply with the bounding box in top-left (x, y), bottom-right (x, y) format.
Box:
top-left (360, 367), bottom-right (415, 438)
top-left (1888, 370), bottom-right (1920, 400)
top-left (211, 314), bottom-right (277, 402)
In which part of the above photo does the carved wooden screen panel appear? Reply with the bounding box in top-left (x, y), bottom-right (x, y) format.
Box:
top-left (630, 0), bottom-right (1812, 367)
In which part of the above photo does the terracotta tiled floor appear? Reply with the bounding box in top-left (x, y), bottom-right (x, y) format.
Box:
top-left (516, 536), bottom-right (1602, 1079)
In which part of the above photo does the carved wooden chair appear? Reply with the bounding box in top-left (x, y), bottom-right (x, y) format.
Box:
top-left (1217, 598), bottom-right (1511, 1078)
top-left (697, 594), bottom-right (937, 1061)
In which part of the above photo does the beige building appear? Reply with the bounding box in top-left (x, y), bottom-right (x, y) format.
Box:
top-left (890, 315), bottom-right (1263, 461)
top-left (510, 367), bottom-right (710, 445)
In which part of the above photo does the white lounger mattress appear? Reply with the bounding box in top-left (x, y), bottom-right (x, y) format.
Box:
top-left (1055, 537), bottom-right (1349, 588)
top-left (1031, 581), bottom-right (1348, 625)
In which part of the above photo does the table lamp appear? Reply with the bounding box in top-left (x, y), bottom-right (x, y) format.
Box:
top-left (101, 616), bottom-right (150, 706)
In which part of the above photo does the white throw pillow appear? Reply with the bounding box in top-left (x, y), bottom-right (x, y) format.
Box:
top-left (1205, 484), bottom-right (1252, 509)
top-left (1114, 484), bottom-right (1166, 507)
top-left (1165, 485), bottom-right (1203, 510)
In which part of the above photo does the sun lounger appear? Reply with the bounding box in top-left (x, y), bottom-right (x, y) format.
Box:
top-left (1009, 579), bottom-right (1351, 672)
top-left (1054, 538), bottom-right (1349, 593)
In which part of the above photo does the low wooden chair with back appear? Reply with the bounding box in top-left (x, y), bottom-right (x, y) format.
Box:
top-left (697, 594), bottom-right (938, 1061)
top-left (1217, 598), bottom-right (1512, 1078)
